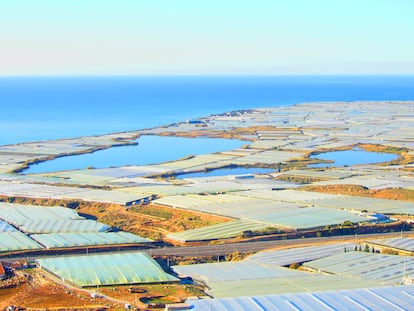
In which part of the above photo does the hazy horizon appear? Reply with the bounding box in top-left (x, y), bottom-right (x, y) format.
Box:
top-left (1, 1), bottom-right (413, 76)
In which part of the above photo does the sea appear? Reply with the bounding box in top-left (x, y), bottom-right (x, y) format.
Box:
top-left (2, 75), bottom-right (414, 147)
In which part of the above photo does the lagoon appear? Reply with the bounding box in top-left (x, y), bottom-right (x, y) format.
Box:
top-left (309, 149), bottom-right (398, 168)
top-left (24, 135), bottom-right (246, 174)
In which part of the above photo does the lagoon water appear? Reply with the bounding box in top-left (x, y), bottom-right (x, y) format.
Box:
top-left (24, 135), bottom-right (247, 174)
top-left (310, 149), bottom-right (398, 168)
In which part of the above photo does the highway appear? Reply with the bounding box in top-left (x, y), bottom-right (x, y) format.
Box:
top-left (1, 231), bottom-right (412, 263)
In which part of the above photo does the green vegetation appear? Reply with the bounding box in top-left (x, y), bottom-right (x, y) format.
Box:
top-left (131, 205), bottom-right (174, 220)
top-left (241, 227), bottom-right (282, 238)
top-left (342, 220), bottom-right (354, 227)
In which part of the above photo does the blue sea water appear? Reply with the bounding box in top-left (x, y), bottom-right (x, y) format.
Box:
top-left (1, 75), bottom-right (414, 146)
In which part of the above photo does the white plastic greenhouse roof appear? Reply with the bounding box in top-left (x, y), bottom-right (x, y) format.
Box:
top-left (18, 219), bottom-right (110, 234)
top-left (0, 182), bottom-right (151, 206)
top-left (173, 261), bottom-right (306, 283)
top-left (0, 203), bottom-right (110, 234)
top-left (36, 252), bottom-right (178, 287)
top-left (369, 237), bottom-right (414, 252)
top-left (155, 194), bottom-right (367, 230)
top-left (246, 242), bottom-right (356, 266)
top-left (0, 232), bottom-right (43, 252)
top-left (0, 203), bottom-right (82, 226)
top-left (173, 259), bottom-right (380, 298)
top-left (31, 232), bottom-right (151, 249)
top-left (167, 220), bottom-right (269, 242)
top-left (187, 285), bottom-right (414, 311)
top-left (304, 251), bottom-right (414, 285)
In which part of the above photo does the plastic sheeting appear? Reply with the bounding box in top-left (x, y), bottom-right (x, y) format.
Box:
top-left (188, 285), bottom-right (414, 311)
top-left (0, 232), bottom-right (43, 252)
top-left (32, 232), bottom-right (151, 248)
top-left (37, 252), bottom-right (178, 287)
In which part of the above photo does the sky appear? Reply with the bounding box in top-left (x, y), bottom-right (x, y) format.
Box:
top-left (1, 0), bottom-right (414, 75)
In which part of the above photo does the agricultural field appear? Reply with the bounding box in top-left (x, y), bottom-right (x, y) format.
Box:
top-left (0, 101), bottom-right (414, 309)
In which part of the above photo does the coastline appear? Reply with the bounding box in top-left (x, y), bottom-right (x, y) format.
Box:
top-left (1, 100), bottom-right (412, 176)
top-left (1, 100), bottom-right (414, 308)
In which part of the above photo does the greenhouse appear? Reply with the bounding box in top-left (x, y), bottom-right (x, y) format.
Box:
top-left (0, 182), bottom-right (152, 206)
top-left (153, 154), bottom-right (236, 172)
top-left (35, 165), bottom-right (169, 186)
top-left (280, 169), bottom-right (359, 181)
top-left (246, 242), bottom-right (356, 267)
top-left (233, 189), bottom-right (414, 215)
top-left (188, 285), bottom-right (414, 310)
top-left (167, 220), bottom-right (269, 242)
top-left (368, 237), bottom-right (414, 253)
top-left (304, 251), bottom-right (414, 285)
top-left (0, 232), bottom-right (43, 252)
top-left (230, 150), bottom-right (305, 165)
top-left (172, 260), bottom-right (380, 298)
top-left (155, 194), bottom-right (367, 231)
top-left (0, 220), bottom-right (17, 232)
top-left (0, 203), bottom-right (82, 226)
top-left (205, 275), bottom-right (380, 298)
top-left (18, 219), bottom-right (110, 234)
top-left (0, 203), bottom-right (111, 234)
top-left (31, 232), bottom-right (152, 249)
top-left (173, 261), bottom-right (307, 283)
top-left (36, 252), bottom-right (178, 287)
top-left (312, 196), bottom-right (414, 215)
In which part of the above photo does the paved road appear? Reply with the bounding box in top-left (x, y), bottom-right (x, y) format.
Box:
top-left (2, 231), bottom-right (411, 263)
top-left (145, 232), bottom-right (413, 257)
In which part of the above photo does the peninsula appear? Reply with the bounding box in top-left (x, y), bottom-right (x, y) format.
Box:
top-left (1, 101), bottom-right (414, 310)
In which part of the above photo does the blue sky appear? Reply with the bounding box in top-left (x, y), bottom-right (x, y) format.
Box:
top-left (1, 0), bottom-right (413, 75)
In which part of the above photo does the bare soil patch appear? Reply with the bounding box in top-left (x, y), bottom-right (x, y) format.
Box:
top-left (303, 184), bottom-right (414, 201)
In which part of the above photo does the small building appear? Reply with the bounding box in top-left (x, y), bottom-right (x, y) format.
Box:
top-left (165, 303), bottom-right (191, 311)
top-left (125, 194), bottom-right (154, 207)
top-left (10, 260), bottom-right (28, 270)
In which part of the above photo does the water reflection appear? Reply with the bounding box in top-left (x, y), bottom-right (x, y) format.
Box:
top-left (24, 135), bottom-right (247, 174)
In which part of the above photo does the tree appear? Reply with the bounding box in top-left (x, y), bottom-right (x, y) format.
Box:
top-left (342, 220), bottom-right (353, 227)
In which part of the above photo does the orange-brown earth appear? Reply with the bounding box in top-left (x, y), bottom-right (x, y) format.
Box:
top-left (303, 184), bottom-right (414, 201)
top-left (99, 283), bottom-right (204, 310)
top-left (0, 270), bottom-right (121, 310)
top-left (78, 203), bottom-right (230, 241)
top-left (0, 270), bottom-right (203, 310)
top-left (156, 125), bottom-right (301, 140)
top-left (0, 196), bottom-right (229, 241)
